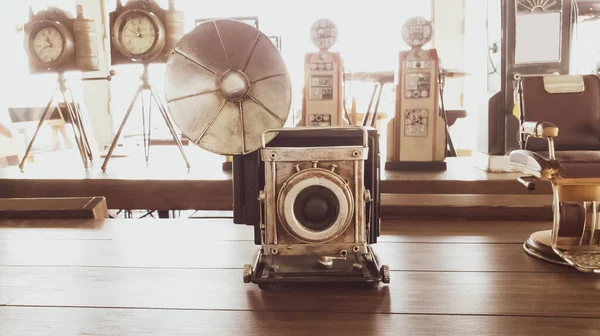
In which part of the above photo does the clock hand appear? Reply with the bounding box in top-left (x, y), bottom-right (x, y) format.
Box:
top-left (127, 28), bottom-right (141, 37)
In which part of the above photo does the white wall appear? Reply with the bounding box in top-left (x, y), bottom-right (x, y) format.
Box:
top-left (1, 0), bottom-right (112, 153)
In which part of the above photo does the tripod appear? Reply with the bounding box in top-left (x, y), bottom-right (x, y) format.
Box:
top-left (19, 72), bottom-right (94, 171)
top-left (101, 64), bottom-right (191, 171)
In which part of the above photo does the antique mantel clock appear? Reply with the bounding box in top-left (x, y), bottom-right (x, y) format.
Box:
top-left (109, 0), bottom-right (182, 65)
top-left (27, 19), bottom-right (75, 69)
top-left (23, 6), bottom-right (88, 73)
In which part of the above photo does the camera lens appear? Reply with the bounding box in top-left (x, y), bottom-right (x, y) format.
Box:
top-left (293, 186), bottom-right (339, 231)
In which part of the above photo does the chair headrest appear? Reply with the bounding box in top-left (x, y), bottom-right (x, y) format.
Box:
top-left (543, 75), bottom-right (585, 94)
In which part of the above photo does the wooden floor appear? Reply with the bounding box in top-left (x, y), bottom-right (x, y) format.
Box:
top-left (0, 146), bottom-right (552, 220)
top-left (1, 218), bottom-right (599, 335)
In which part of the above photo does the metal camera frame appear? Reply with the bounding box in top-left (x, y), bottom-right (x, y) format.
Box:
top-left (242, 127), bottom-right (389, 290)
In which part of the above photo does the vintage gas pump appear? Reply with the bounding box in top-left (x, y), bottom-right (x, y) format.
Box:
top-left (386, 17), bottom-right (447, 171)
top-left (300, 18), bottom-right (346, 127)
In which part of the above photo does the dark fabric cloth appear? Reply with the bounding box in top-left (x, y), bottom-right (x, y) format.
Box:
top-left (558, 203), bottom-right (586, 238)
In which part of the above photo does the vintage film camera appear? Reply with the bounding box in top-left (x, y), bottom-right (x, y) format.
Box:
top-left (23, 5), bottom-right (99, 74)
top-left (234, 127), bottom-right (385, 289)
top-left (164, 19), bottom-right (387, 289)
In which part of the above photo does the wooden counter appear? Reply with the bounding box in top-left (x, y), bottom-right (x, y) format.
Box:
top-left (0, 148), bottom-right (552, 218)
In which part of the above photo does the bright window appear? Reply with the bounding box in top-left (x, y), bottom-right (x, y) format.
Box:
top-left (108, 0), bottom-right (432, 137)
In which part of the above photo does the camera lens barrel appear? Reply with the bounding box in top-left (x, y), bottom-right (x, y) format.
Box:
top-left (293, 185), bottom-right (340, 231)
top-left (277, 168), bottom-right (353, 243)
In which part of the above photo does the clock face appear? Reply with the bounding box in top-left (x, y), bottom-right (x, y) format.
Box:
top-left (121, 15), bottom-right (157, 55)
top-left (33, 27), bottom-right (64, 63)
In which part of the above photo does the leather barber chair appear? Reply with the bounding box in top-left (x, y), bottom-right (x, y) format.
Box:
top-left (510, 74), bottom-right (600, 273)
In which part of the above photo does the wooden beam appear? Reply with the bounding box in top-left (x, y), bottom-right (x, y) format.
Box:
top-left (0, 197), bottom-right (108, 219)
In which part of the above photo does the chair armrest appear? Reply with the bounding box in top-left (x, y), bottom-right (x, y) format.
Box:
top-left (521, 121), bottom-right (559, 160)
top-left (521, 121), bottom-right (559, 139)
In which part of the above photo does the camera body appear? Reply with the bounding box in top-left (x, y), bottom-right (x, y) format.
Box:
top-left (234, 127), bottom-right (387, 288)
top-left (24, 6), bottom-right (99, 74)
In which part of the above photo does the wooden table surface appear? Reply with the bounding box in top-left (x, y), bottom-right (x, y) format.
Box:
top-left (1, 218), bottom-right (599, 335)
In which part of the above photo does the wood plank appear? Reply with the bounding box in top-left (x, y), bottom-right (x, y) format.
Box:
top-left (0, 146), bottom-right (232, 211)
top-left (381, 194), bottom-right (552, 221)
top-left (1, 307), bottom-right (599, 336)
top-left (0, 179), bottom-right (233, 210)
top-left (0, 219), bottom-right (551, 244)
top-left (381, 220), bottom-right (551, 243)
top-left (0, 240), bottom-right (569, 273)
top-left (383, 194), bottom-right (552, 207)
top-left (381, 157), bottom-right (552, 195)
top-left (1, 267), bottom-right (598, 318)
top-left (0, 197), bottom-right (108, 219)
top-left (380, 179), bottom-right (553, 195)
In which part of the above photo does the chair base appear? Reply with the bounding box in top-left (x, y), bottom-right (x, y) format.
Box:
top-left (523, 230), bottom-right (569, 266)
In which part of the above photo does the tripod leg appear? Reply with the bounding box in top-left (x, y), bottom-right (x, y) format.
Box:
top-left (60, 90), bottom-right (88, 169)
top-left (19, 88), bottom-right (58, 172)
top-left (446, 123), bottom-right (457, 157)
top-left (142, 89), bottom-right (153, 163)
top-left (371, 82), bottom-right (384, 127)
top-left (66, 91), bottom-right (91, 161)
top-left (59, 104), bottom-right (87, 168)
top-left (101, 87), bottom-right (143, 172)
top-left (150, 87), bottom-right (191, 169)
top-left (141, 89), bottom-right (149, 163)
top-left (147, 91), bottom-right (152, 162)
top-left (362, 83), bottom-right (379, 127)
top-left (52, 103), bottom-right (73, 149)
top-left (68, 89), bottom-right (93, 161)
